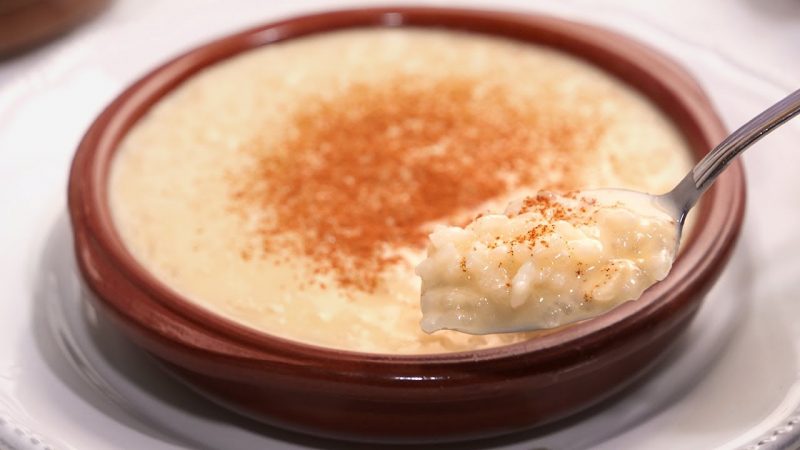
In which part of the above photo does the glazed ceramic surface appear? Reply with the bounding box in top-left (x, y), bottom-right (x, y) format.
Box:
top-left (0, 0), bottom-right (108, 57)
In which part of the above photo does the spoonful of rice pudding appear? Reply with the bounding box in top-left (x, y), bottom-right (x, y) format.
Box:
top-left (417, 89), bottom-right (800, 335)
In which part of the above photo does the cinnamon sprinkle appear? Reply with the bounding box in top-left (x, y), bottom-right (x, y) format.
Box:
top-left (501, 193), bottom-right (600, 249)
top-left (231, 76), bottom-right (606, 292)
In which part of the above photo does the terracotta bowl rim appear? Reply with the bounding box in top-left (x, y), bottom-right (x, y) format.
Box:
top-left (68, 6), bottom-right (746, 368)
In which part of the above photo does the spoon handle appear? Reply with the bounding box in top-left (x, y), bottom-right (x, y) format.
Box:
top-left (669, 89), bottom-right (800, 218)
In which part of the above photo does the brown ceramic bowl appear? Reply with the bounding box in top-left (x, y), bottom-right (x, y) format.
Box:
top-left (67, 7), bottom-right (745, 444)
top-left (0, 0), bottom-right (109, 58)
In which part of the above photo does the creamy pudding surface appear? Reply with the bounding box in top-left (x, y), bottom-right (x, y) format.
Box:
top-left (110, 28), bottom-right (693, 354)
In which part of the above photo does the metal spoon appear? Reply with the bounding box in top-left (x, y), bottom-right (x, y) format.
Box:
top-left (421, 89), bottom-right (800, 335)
top-left (658, 88), bottom-right (800, 242)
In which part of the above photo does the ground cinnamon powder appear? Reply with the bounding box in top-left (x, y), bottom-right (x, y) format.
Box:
top-left (231, 76), bottom-right (606, 292)
top-left (510, 193), bottom-right (599, 249)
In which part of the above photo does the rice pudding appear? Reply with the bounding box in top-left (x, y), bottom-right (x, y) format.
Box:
top-left (109, 28), bottom-right (693, 354)
top-left (416, 190), bottom-right (678, 334)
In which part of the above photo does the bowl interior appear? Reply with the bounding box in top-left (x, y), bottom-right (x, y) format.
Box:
top-left (70, 7), bottom-right (743, 366)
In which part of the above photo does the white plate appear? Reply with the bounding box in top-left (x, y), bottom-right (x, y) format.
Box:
top-left (2, 1), bottom-right (800, 449)
top-left (33, 213), bottom-right (755, 450)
